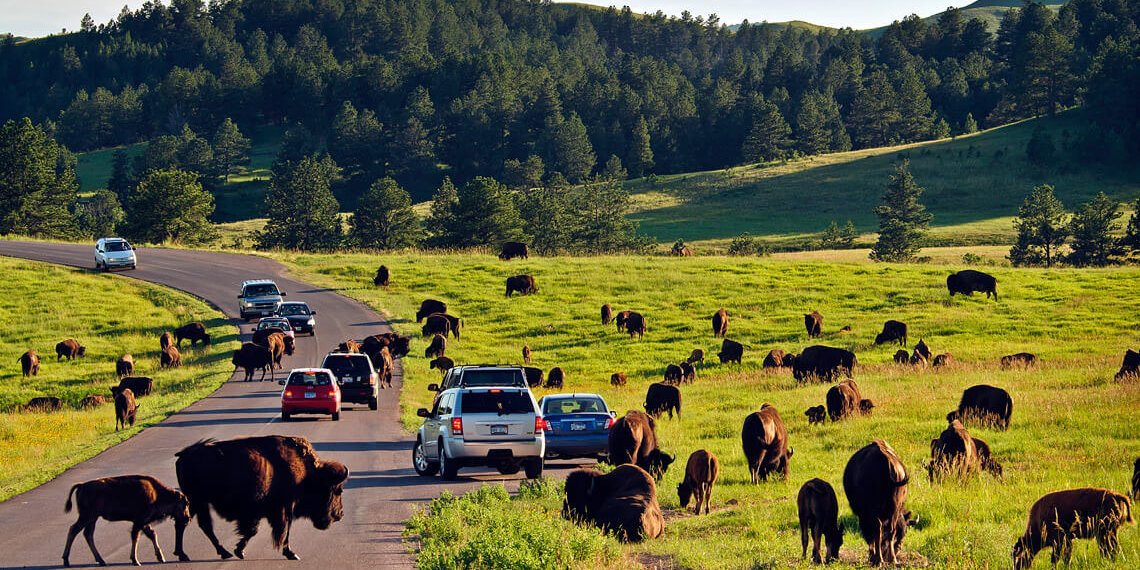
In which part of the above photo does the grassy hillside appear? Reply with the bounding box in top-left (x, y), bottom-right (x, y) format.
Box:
top-left (628, 111), bottom-right (1140, 251)
top-left (281, 252), bottom-right (1140, 569)
top-left (0, 258), bottom-right (239, 500)
top-left (863, 0), bottom-right (1066, 36)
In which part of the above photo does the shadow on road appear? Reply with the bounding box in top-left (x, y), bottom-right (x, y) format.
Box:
top-left (313, 440), bottom-right (411, 453)
top-left (176, 407), bottom-right (281, 415)
top-left (153, 417), bottom-right (274, 428)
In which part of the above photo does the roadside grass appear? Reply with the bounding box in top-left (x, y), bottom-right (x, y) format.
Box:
top-left (281, 252), bottom-right (1140, 569)
top-left (0, 258), bottom-right (238, 500)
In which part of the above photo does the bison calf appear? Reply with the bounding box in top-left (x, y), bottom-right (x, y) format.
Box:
top-left (429, 356), bottom-right (454, 374)
top-left (116, 354), bottom-right (134, 377)
top-left (678, 450), bottom-right (719, 515)
top-left (19, 349), bottom-right (40, 376)
top-left (687, 349), bottom-right (705, 366)
top-left (112, 387), bottom-right (138, 431)
top-left (1001, 352), bottom-right (1038, 370)
top-left (424, 334), bottom-right (446, 359)
top-left (798, 478), bottom-right (843, 564)
top-left (1013, 488), bottom-right (1135, 570)
top-left (804, 405), bottom-right (826, 425)
top-left (62, 475), bottom-right (190, 567)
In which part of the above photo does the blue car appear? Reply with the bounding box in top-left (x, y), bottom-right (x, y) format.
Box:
top-left (538, 393), bottom-right (615, 461)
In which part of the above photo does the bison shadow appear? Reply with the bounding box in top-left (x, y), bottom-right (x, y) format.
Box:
top-left (351, 321), bottom-right (389, 327)
top-left (152, 416), bottom-right (277, 429)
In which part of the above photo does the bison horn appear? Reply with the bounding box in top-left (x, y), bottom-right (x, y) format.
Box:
top-left (321, 461), bottom-right (350, 485)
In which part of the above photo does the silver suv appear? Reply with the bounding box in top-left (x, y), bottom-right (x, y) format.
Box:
top-left (427, 365), bottom-right (528, 393)
top-left (237, 279), bottom-right (285, 321)
top-left (413, 387), bottom-right (545, 480)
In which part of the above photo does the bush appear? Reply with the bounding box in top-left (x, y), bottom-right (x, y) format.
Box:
top-left (962, 253), bottom-right (983, 265)
top-left (728, 233), bottom-right (771, 256)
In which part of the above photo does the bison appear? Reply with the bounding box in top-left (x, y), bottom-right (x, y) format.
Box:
top-left (972, 436), bottom-right (1003, 479)
top-left (232, 342), bottom-right (274, 382)
top-left (499, 241), bottom-right (529, 260)
top-left (926, 418), bottom-right (980, 482)
top-left (174, 322), bottom-right (211, 347)
top-left (805, 405), bottom-right (827, 425)
top-left (1133, 458), bottom-right (1140, 501)
top-left (80, 394), bottom-right (108, 408)
top-left (173, 436), bottom-right (350, 561)
top-left (523, 366), bottom-right (544, 388)
top-left (161, 345), bottom-right (182, 368)
top-left (25, 396), bottom-right (62, 412)
top-left (1001, 352), bottom-right (1038, 370)
top-left (763, 349), bottom-right (789, 368)
top-left (415, 299), bottom-right (448, 323)
top-left (1012, 488), bottom-right (1134, 570)
top-left (117, 376), bottom-right (153, 397)
top-left (844, 439), bottom-right (910, 566)
top-left (826, 380), bottom-right (872, 421)
top-left (874, 320), bottom-right (907, 346)
top-left (601, 304), bottom-right (613, 326)
top-left (610, 372), bottom-right (627, 386)
top-left (893, 349), bottom-right (910, 364)
top-left (625, 312), bottom-right (647, 339)
top-left (794, 345), bottom-right (856, 383)
top-left (712, 308), bottom-right (729, 338)
top-left (505, 274), bottom-right (538, 297)
top-left (644, 383), bottom-right (681, 420)
top-left (742, 404), bottom-right (792, 483)
top-left (62, 475), bottom-right (191, 567)
top-left (429, 356), bottom-right (454, 374)
top-left (663, 364), bottom-right (682, 384)
top-left (375, 346), bottom-right (394, 389)
top-left (522, 344), bottom-right (532, 364)
top-left (805, 311), bottom-right (823, 338)
top-left (798, 478), bottom-right (843, 564)
top-left (947, 269), bottom-right (997, 300)
top-left (111, 387), bottom-right (137, 431)
top-left (1115, 349), bottom-right (1140, 381)
top-left (545, 367), bottom-right (565, 389)
top-left (424, 334), bottom-right (446, 359)
top-left (373, 265), bottom-right (389, 287)
top-left (337, 340), bottom-right (361, 353)
top-left (679, 361), bottom-right (696, 383)
top-left (159, 332), bottom-right (173, 351)
top-left (615, 310), bottom-right (633, 332)
top-left (687, 349), bottom-right (705, 366)
top-left (718, 339), bottom-right (744, 364)
top-left (421, 314), bottom-right (452, 338)
top-left (19, 349), bottom-right (40, 376)
top-left (116, 354), bottom-right (134, 377)
top-left (607, 410), bottom-right (674, 481)
top-left (56, 339), bottom-right (86, 361)
top-left (678, 450), bottom-right (719, 515)
top-left (956, 384), bottom-right (1013, 430)
top-left (563, 464), bottom-right (664, 542)
top-left (913, 339), bottom-right (932, 361)
top-left (932, 353), bottom-right (953, 367)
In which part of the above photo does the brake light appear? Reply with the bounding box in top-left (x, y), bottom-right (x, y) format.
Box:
top-left (450, 417), bottom-right (463, 435)
top-left (367, 375), bottom-right (375, 385)
top-left (536, 416), bottom-right (547, 433)
top-left (284, 390), bottom-right (293, 398)
top-left (604, 417), bottom-right (614, 430)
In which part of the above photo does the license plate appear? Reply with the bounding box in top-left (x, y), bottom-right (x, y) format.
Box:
top-left (570, 422), bottom-right (587, 431)
top-left (341, 375), bottom-right (354, 383)
top-left (304, 392), bottom-right (316, 399)
top-left (491, 425), bottom-right (507, 435)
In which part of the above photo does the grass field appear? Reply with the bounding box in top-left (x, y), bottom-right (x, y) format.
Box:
top-left (280, 252), bottom-right (1140, 569)
top-left (0, 258), bottom-right (238, 500)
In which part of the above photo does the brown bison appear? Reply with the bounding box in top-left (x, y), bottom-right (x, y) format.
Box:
top-left (159, 332), bottom-right (173, 351)
top-left (80, 394), bottom-right (108, 408)
top-left (161, 345), bottom-right (182, 368)
top-left (174, 322), bottom-right (211, 347)
top-left (644, 383), bottom-right (681, 420)
top-left (174, 436), bottom-right (349, 561)
top-left (926, 418), bottom-right (980, 482)
top-left (614, 310), bottom-right (632, 332)
top-left (663, 363), bottom-right (682, 384)
top-left (62, 475), bottom-right (191, 567)
top-left (112, 387), bottom-right (137, 431)
top-left (843, 439), bottom-right (910, 566)
top-left (909, 351), bottom-right (928, 367)
top-left (913, 339), bottom-right (932, 361)
top-left (374, 265), bottom-right (389, 287)
top-left (1012, 488), bottom-right (1134, 570)
top-left (798, 478), bottom-right (843, 564)
top-left (687, 349), bottom-right (705, 366)
top-left (523, 366), bottom-right (544, 388)
top-left (522, 344), bottom-right (532, 364)
top-left (1001, 352), bottom-right (1038, 370)
top-left (678, 449), bottom-right (719, 515)
top-left (499, 241), bottom-right (529, 260)
top-left (805, 405), bottom-right (827, 425)
top-left (252, 329), bottom-right (291, 366)
top-left (505, 274), bottom-right (538, 297)
top-left (932, 353), bottom-right (953, 367)
top-left (433, 313), bottom-right (462, 340)
top-left (337, 340), bottom-right (361, 353)
top-left (116, 354), bottom-right (135, 377)
top-left (763, 349), bottom-right (789, 368)
top-left (742, 404), bottom-right (792, 483)
top-left (424, 334), bottom-right (446, 358)
top-left (607, 411), bottom-right (674, 481)
top-left (415, 299), bottom-right (448, 322)
top-left (1116, 349), bottom-right (1140, 381)
top-left (429, 356), bottom-right (454, 374)
top-left (375, 346), bottom-right (394, 389)
top-left (712, 308), bottom-right (729, 338)
top-left (610, 372), bottom-right (627, 386)
top-left (679, 361), bottom-right (696, 383)
top-left (956, 384), bottom-right (1013, 430)
top-left (893, 349), bottom-right (910, 364)
top-left (826, 380), bottom-right (872, 421)
top-left (805, 311), bottom-right (823, 338)
top-left (947, 269), bottom-right (998, 300)
top-left (56, 339), bottom-right (86, 361)
top-left (972, 436), bottom-right (1003, 479)
top-left (874, 320), bottom-right (907, 346)
top-left (563, 464), bottom-right (664, 542)
top-left (232, 342), bottom-right (274, 382)
top-left (625, 312), bottom-right (647, 339)
top-left (718, 339), bottom-right (744, 364)
top-left (19, 349), bottom-right (39, 376)
top-left (601, 304), bottom-right (613, 326)
top-left (25, 396), bottom-right (62, 412)
top-left (793, 345), bottom-right (856, 382)
top-left (117, 376), bottom-right (153, 397)
top-left (545, 367), bottom-right (565, 389)
top-left (421, 314), bottom-right (452, 338)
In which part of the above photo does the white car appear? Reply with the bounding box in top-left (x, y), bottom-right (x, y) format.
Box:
top-left (255, 317), bottom-right (295, 339)
top-left (94, 238), bottom-right (136, 270)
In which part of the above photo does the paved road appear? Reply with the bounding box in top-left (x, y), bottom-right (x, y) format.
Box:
top-left (0, 242), bottom-right (579, 569)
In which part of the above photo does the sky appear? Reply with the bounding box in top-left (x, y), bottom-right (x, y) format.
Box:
top-left (1, 0), bottom-right (975, 38)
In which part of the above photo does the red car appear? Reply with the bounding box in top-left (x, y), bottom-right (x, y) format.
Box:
top-left (280, 368), bottom-right (340, 421)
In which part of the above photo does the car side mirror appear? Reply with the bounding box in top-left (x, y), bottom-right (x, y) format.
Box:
top-left (310, 310), bottom-right (316, 315)
top-left (416, 408), bottom-right (430, 418)
top-left (427, 383), bottom-right (439, 392)
top-left (237, 294), bottom-right (243, 298)
top-left (278, 380), bottom-right (286, 386)
top-left (610, 410), bottom-right (617, 417)
top-left (280, 292), bottom-right (287, 296)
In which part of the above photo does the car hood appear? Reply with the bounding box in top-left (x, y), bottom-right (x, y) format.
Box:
top-left (283, 314), bottom-right (312, 322)
top-left (104, 250), bottom-right (135, 259)
top-left (243, 295), bottom-right (281, 302)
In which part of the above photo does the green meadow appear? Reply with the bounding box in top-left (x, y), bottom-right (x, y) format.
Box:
top-left (0, 258), bottom-right (238, 500)
top-left (281, 252), bottom-right (1140, 569)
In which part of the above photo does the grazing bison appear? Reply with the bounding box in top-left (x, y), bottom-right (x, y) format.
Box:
top-left (19, 349), bottom-right (40, 376)
top-left (972, 436), bottom-right (1003, 479)
top-left (932, 353), bottom-right (953, 367)
top-left (1012, 488), bottom-right (1135, 570)
top-left (62, 475), bottom-right (191, 567)
top-left (625, 312), bottom-right (647, 339)
top-left (687, 349), bottom-right (705, 366)
top-left (161, 345), bottom-right (182, 368)
top-left (678, 450), bottom-right (719, 515)
top-left (505, 275), bottom-right (538, 297)
top-left (522, 344), bottom-right (532, 364)
top-left (421, 314), bottom-right (451, 338)
top-left (947, 269), bottom-right (997, 300)
top-left (956, 384), bottom-right (1013, 430)
top-left (429, 356), bottom-right (454, 374)
top-left (25, 396), bottom-right (62, 412)
top-left (499, 241), bottom-right (529, 260)
top-left (794, 346), bottom-right (856, 383)
top-left (601, 304), bottom-right (613, 326)
top-left (232, 342), bottom-right (273, 382)
top-left (337, 340), bottom-right (361, 353)
top-left (644, 383), bottom-right (681, 419)
top-left (874, 320), bottom-right (908, 346)
top-left (56, 339), bottom-right (86, 361)
top-left (679, 361), bottom-right (696, 383)
top-left (174, 322), bottom-right (211, 347)
top-left (844, 440), bottom-right (910, 566)
top-left (116, 354), bottom-right (135, 377)
top-left (111, 387), bottom-right (137, 430)
top-left (718, 339), bottom-right (744, 364)
top-left (805, 311), bottom-right (823, 338)
top-left (373, 265), bottom-right (389, 287)
top-left (909, 351), bottom-right (928, 368)
top-left (763, 349), bottom-right (789, 368)
top-left (545, 367), bottom-right (565, 389)
top-left (523, 367), bottom-right (544, 388)
top-left (893, 350), bottom-right (910, 365)
top-left (174, 436), bottom-right (350, 561)
top-left (805, 405), bottom-right (827, 425)
top-left (610, 372), bottom-right (627, 386)
top-left (117, 376), bottom-right (154, 397)
top-left (798, 478), bottom-right (843, 564)
top-left (159, 332), bottom-right (173, 351)
top-left (608, 411), bottom-right (674, 481)
top-left (914, 339), bottom-right (932, 361)
top-left (663, 364), bottom-right (683, 384)
top-left (1133, 458), bottom-right (1140, 501)
top-left (926, 419), bottom-right (980, 482)
top-left (712, 308), bottom-right (729, 338)
top-left (424, 334), bottom-right (446, 359)
top-left (1001, 352), bottom-right (1038, 370)
top-left (826, 380), bottom-right (871, 421)
top-left (1116, 350), bottom-right (1140, 381)
top-left (615, 310), bottom-right (633, 332)
top-left (80, 394), bottom-right (108, 408)
top-left (563, 465), bottom-right (664, 542)
top-left (742, 404), bottom-right (792, 483)
top-left (415, 299), bottom-right (448, 323)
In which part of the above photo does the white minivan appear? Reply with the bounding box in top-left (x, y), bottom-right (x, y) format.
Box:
top-left (94, 237), bottom-right (137, 270)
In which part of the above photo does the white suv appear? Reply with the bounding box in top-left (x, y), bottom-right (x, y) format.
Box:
top-left (413, 387), bottom-right (545, 480)
top-left (94, 238), bottom-right (136, 270)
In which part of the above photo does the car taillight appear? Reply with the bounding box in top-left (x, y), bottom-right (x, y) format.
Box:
top-left (536, 417), bottom-right (547, 433)
top-left (604, 417), bottom-right (614, 430)
top-left (450, 417), bottom-right (463, 435)
top-left (284, 390), bottom-right (293, 398)
top-left (367, 375), bottom-right (375, 385)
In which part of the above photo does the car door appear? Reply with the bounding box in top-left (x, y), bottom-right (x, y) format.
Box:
top-left (422, 393), bottom-right (448, 458)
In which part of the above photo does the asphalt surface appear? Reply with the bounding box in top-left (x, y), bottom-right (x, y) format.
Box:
top-left (0, 242), bottom-right (588, 569)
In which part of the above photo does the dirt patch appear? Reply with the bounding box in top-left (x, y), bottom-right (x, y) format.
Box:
top-left (635, 552), bottom-right (682, 570)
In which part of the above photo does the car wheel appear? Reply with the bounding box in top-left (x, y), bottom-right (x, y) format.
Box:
top-left (496, 464), bottom-right (521, 475)
top-left (369, 397), bottom-right (378, 411)
top-left (281, 411), bottom-right (291, 422)
top-left (439, 445), bottom-right (458, 481)
top-left (524, 458), bottom-right (544, 479)
top-left (412, 439), bottom-right (438, 476)
top-left (332, 411), bottom-right (340, 421)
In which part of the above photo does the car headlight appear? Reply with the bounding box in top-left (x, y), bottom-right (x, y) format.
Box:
top-left (307, 318), bottom-right (315, 325)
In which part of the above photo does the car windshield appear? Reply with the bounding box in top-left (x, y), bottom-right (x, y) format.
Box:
top-left (244, 284), bottom-right (279, 296)
top-left (461, 391), bottom-right (533, 415)
top-left (287, 371), bottom-right (332, 386)
top-left (461, 369), bottom-right (522, 387)
top-left (544, 397), bottom-right (605, 415)
top-left (324, 356), bottom-right (372, 376)
top-left (258, 320), bottom-right (290, 330)
top-left (278, 304), bottom-right (309, 316)
top-left (104, 241), bottom-right (131, 252)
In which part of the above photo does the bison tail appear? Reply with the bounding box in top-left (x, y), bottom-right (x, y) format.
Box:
top-left (65, 483), bottom-right (80, 513)
top-left (895, 473), bottom-right (910, 487)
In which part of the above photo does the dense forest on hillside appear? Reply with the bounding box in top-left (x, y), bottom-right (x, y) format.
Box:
top-left (2, 0), bottom-right (1137, 202)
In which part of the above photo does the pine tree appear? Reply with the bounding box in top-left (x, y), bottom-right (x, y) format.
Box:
top-left (425, 177), bottom-right (459, 247)
top-left (258, 156), bottom-right (343, 251)
top-left (963, 113), bottom-right (978, 134)
top-left (518, 185), bottom-right (573, 255)
top-left (125, 169), bottom-right (216, 244)
top-left (211, 117), bottom-right (250, 182)
top-left (1009, 184), bottom-right (1067, 267)
top-left (742, 100), bottom-right (791, 163)
top-left (570, 177), bottom-right (648, 253)
top-left (0, 118), bottom-right (79, 238)
top-left (871, 159), bottom-right (933, 262)
top-left (351, 177), bottom-right (421, 249)
top-left (177, 124), bottom-right (213, 176)
top-left (601, 155), bottom-right (627, 181)
top-left (502, 155), bottom-right (545, 190)
top-left (451, 177), bottom-right (525, 247)
top-left (74, 190), bottom-right (124, 238)
top-left (107, 150), bottom-right (133, 204)
top-left (548, 112), bottom-right (596, 183)
top-left (626, 116), bottom-right (654, 178)
top-left (1066, 192), bottom-right (1122, 267)
top-left (1122, 197), bottom-right (1140, 257)
top-left (794, 91), bottom-right (830, 155)
top-left (895, 66), bottom-right (936, 142)
top-left (848, 72), bottom-right (901, 148)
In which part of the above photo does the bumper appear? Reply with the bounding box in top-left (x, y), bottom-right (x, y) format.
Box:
top-left (287, 320), bottom-right (315, 333)
top-left (442, 437), bottom-right (545, 466)
top-left (340, 386), bottom-right (377, 404)
top-left (544, 434), bottom-right (608, 458)
top-left (282, 401), bottom-right (338, 415)
top-left (103, 258), bottom-right (136, 268)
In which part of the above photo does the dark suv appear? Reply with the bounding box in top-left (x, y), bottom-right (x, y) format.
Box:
top-left (321, 352), bottom-right (379, 410)
top-left (428, 365), bottom-right (528, 393)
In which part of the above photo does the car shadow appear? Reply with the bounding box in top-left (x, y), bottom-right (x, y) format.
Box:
top-left (312, 440), bottom-right (412, 453)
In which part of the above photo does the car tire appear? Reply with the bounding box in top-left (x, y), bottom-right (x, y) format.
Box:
top-left (524, 458), bottom-right (543, 479)
top-left (496, 464), bottom-right (521, 475)
top-left (412, 439), bottom-right (438, 476)
top-left (332, 411), bottom-right (340, 421)
top-left (369, 397), bottom-right (378, 411)
top-left (281, 411), bottom-right (291, 422)
top-left (439, 444), bottom-right (458, 481)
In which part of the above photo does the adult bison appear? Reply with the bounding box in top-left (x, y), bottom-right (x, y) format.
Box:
top-left (763, 349), bottom-right (789, 368)
top-left (373, 265), bottom-right (389, 287)
top-left (111, 387), bottom-right (137, 431)
top-left (117, 376), bottom-right (154, 397)
top-left (712, 308), bottom-right (729, 338)
top-left (563, 464), bottom-right (664, 542)
top-left (663, 364), bottom-right (682, 384)
top-left (843, 440), bottom-right (910, 566)
top-left (826, 380), bottom-right (872, 421)
top-left (174, 322), bottom-right (211, 347)
top-left (424, 334), bottom-right (447, 358)
top-left (1012, 488), bottom-right (1134, 570)
top-left (415, 299), bottom-right (448, 323)
top-left (798, 478), bottom-right (843, 564)
top-left (116, 354), bottom-right (135, 377)
top-left (173, 436), bottom-right (350, 561)
top-left (421, 314), bottom-right (452, 338)
top-left (614, 310), bottom-right (632, 332)
top-left (26, 396), bottom-right (63, 412)
top-left (62, 475), bottom-right (191, 567)
top-left (522, 344), bottom-right (532, 364)
top-left (56, 339), bottom-right (86, 361)
top-left (523, 366), bottom-right (544, 388)
top-left (160, 345), bottom-right (182, 368)
top-left (601, 304), bottom-right (613, 326)
top-left (644, 383), bottom-right (681, 420)
top-left (1115, 349), bottom-right (1140, 381)
top-left (498, 241), bottom-right (529, 260)
top-left (1000, 352), bottom-right (1038, 370)
top-left (232, 343), bottom-right (273, 382)
top-left (677, 449), bottom-right (719, 515)
top-left (947, 269), bottom-right (998, 300)
top-left (679, 361), bottom-right (696, 383)
top-left (804, 311), bottom-right (823, 338)
top-left (793, 345), bottom-right (856, 382)
top-left (610, 372), bottom-right (627, 386)
top-left (19, 349), bottom-right (39, 376)
top-left (252, 330), bottom-right (287, 369)
top-left (718, 339), bottom-right (744, 364)
top-left (742, 404), bottom-right (792, 483)
top-left (159, 332), bottom-right (174, 351)
top-left (874, 320), bottom-right (908, 346)
top-left (608, 411), bottom-right (674, 481)
top-left (955, 384), bottom-right (1013, 430)
top-left (505, 275), bottom-right (537, 297)
top-left (926, 418), bottom-right (980, 482)
top-left (625, 312), bottom-right (647, 339)
top-left (687, 349), bottom-right (705, 366)
top-left (545, 367), bottom-right (565, 389)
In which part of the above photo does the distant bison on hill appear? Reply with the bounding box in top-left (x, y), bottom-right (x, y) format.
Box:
top-left (793, 346), bottom-right (856, 383)
top-left (415, 299), bottom-right (448, 323)
top-left (498, 241), bottom-right (529, 260)
top-left (718, 339), bottom-right (744, 364)
top-left (874, 320), bottom-right (908, 346)
top-left (373, 265), bottom-right (389, 287)
top-left (116, 354), bottom-right (134, 377)
top-left (601, 304), bottom-right (613, 326)
top-left (1116, 349), bottom-right (1140, 381)
top-left (56, 339), bottom-right (86, 361)
top-left (804, 311), bottom-right (823, 338)
top-left (947, 269), bottom-right (998, 300)
top-left (625, 312), bottom-right (647, 339)
top-left (1001, 352), bottom-right (1038, 370)
top-left (19, 350), bottom-right (40, 377)
top-left (954, 384), bottom-right (1012, 430)
top-left (712, 309), bottom-right (729, 338)
top-left (174, 322), bottom-right (211, 347)
top-left (505, 275), bottom-right (537, 297)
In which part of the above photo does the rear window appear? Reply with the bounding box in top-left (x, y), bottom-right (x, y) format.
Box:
top-left (460, 369), bottom-right (523, 387)
top-left (287, 371), bottom-right (332, 386)
top-left (324, 355), bottom-right (372, 376)
top-left (543, 397), bottom-right (605, 415)
top-left (460, 391), bottom-right (533, 415)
